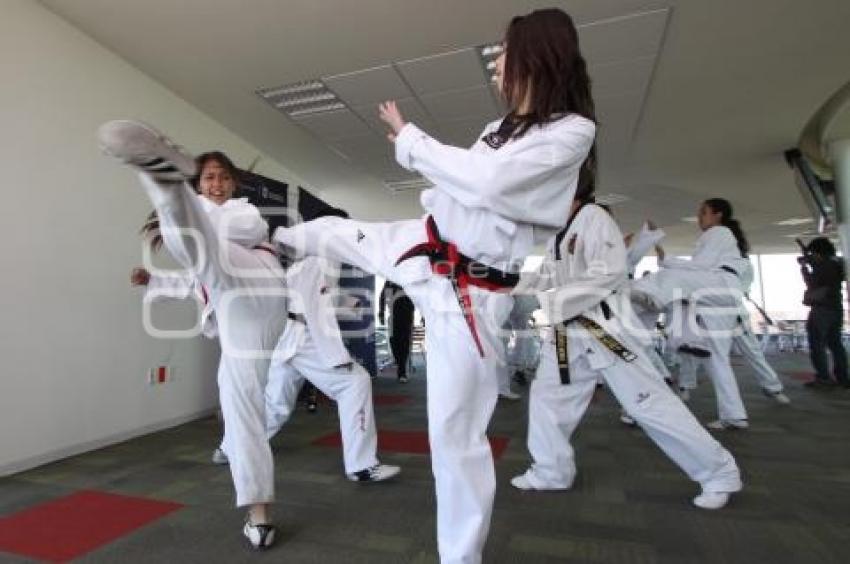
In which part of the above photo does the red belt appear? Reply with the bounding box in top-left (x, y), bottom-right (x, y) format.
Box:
top-left (395, 215), bottom-right (519, 357)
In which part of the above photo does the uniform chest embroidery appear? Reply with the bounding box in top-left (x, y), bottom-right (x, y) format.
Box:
top-left (356, 229), bottom-right (365, 243)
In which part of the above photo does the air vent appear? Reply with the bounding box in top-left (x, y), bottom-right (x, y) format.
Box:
top-left (383, 178), bottom-right (434, 193)
top-left (257, 80), bottom-right (345, 117)
top-left (478, 43), bottom-right (503, 83)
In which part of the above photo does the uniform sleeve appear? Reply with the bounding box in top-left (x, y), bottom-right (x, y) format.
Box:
top-left (144, 271), bottom-right (196, 302)
top-left (394, 119), bottom-right (595, 228)
top-left (660, 227), bottom-right (736, 270)
top-left (626, 222), bottom-right (665, 271)
top-left (536, 211), bottom-right (628, 323)
top-left (207, 200), bottom-right (269, 248)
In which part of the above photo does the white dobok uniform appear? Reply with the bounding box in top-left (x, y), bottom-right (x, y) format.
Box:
top-left (139, 176), bottom-right (287, 508)
top-left (261, 256), bottom-right (379, 474)
top-left (677, 260), bottom-right (784, 395)
top-left (274, 115), bottom-right (596, 564)
top-left (515, 204), bottom-right (742, 494)
top-left (631, 226), bottom-right (748, 421)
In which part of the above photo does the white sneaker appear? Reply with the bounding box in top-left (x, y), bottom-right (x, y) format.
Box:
top-left (347, 464), bottom-right (401, 483)
top-left (211, 448), bottom-right (229, 465)
top-left (499, 390), bottom-right (522, 401)
top-left (243, 520), bottom-right (276, 549)
top-left (678, 388), bottom-right (691, 402)
top-left (510, 474), bottom-right (536, 490)
top-left (764, 389), bottom-right (791, 405)
top-left (97, 120), bottom-right (197, 181)
top-left (619, 412), bottom-right (637, 426)
top-left (706, 419), bottom-right (749, 430)
top-left (510, 471), bottom-right (571, 491)
top-left (692, 492), bottom-right (731, 510)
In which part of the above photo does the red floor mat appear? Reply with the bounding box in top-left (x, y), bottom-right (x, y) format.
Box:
top-left (787, 370), bottom-right (816, 382)
top-left (0, 490), bottom-right (182, 562)
top-left (313, 430), bottom-right (510, 460)
top-left (373, 394), bottom-right (413, 406)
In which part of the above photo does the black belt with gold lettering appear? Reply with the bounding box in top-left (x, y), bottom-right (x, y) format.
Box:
top-left (554, 302), bottom-right (637, 384)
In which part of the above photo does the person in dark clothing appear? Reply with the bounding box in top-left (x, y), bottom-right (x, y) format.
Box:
top-left (800, 237), bottom-right (849, 388)
top-left (379, 281), bottom-right (415, 383)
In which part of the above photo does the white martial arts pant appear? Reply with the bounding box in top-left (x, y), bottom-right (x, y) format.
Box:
top-left (263, 322), bottom-right (379, 474)
top-left (635, 271), bottom-right (748, 422)
top-left (277, 216), bottom-right (512, 564)
top-left (678, 320), bottom-right (784, 395)
top-left (524, 330), bottom-right (742, 494)
top-left (139, 174), bottom-right (286, 507)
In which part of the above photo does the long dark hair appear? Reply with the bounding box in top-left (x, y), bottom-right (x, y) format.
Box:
top-left (502, 8), bottom-right (597, 193)
top-left (704, 198), bottom-right (750, 257)
top-left (191, 151), bottom-right (240, 193)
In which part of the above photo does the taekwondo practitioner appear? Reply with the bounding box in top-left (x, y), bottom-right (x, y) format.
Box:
top-left (510, 186), bottom-right (743, 511)
top-left (379, 280), bottom-right (415, 382)
top-left (631, 199), bottom-right (751, 430)
top-left (100, 135), bottom-right (286, 549)
top-left (272, 9), bottom-right (597, 562)
top-left (240, 251), bottom-right (401, 482)
top-left (675, 258), bottom-right (791, 405)
top-left (135, 254), bottom-right (402, 482)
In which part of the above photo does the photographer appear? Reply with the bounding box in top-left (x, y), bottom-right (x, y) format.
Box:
top-left (799, 238), bottom-right (849, 388)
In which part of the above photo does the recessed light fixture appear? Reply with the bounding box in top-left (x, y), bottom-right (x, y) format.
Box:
top-left (384, 178), bottom-right (434, 193)
top-left (478, 42), bottom-right (503, 83)
top-left (774, 217), bottom-right (814, 226)
top-left (681, 216), bottom-right (698, 223)
top-left (257, 80), bottom-right (346, 117)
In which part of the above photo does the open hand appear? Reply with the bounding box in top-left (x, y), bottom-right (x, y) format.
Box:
top-left (378, 101), bottom-right (407, 142)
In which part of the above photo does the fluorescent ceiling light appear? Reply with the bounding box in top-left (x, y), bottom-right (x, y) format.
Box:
top-left (681, 216), bottom-right (698, 223)
top-left (595, 193), bottom-right (630, 205)
top-left (775, 217), bottom-right (814, 226)
top-left (384, 178), bottom-right (434, 193)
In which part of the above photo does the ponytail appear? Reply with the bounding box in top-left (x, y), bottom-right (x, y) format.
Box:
top-left (704, 198), bottom-right (750, 257)
top-left (140, 210), bottom-right (163, 252)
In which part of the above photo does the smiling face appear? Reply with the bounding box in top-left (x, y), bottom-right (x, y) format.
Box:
top-left (198, 160), bottom-right (235, 205)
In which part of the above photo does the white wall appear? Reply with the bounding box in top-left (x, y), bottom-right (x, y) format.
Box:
top-left (0, 0), bottom-right (304, 475)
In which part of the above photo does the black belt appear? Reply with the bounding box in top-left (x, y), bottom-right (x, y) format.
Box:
top-left (720, 265), bottom-right (738, 276)
top-left (287, 312), bottom-right (306, 324)
top-left (554, 302), bottom-right (636, 384)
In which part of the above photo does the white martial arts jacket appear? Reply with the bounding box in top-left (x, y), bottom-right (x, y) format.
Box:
top-left (626, 222), bottom-right (666, 276)
top-left (145, 272), bottom-right (218, 338)
top-left (660, 226), bottom-right (742, 272)
top-left (198, 196), bottom-right (269, 248)
top-left (517, 204), bottom-right (648, 370)
top-left (394, 115), bottom-right (596, 271)
top-left (276, 256), bottom-right (352, 368)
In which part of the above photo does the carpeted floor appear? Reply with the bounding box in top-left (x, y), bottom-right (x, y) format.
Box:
top-left (1, 352), bottom-right (848, 563)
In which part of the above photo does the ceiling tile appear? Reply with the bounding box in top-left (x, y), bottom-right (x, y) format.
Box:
top-left (352, 97), bottom-right (434, 135)
top-left (397, 48), bottom-right (488, 96)
top-left (438, 117), bottom-right (489, 148)
top-left (579, 8), bottom-right (670, 66)
top-left (420, 85), bottom-right (499, 123)
top-left (328, 134), bottom-right (388, 163)
top-left (293, 109), bottom-right (372, 140)
top-left (591, 56), bottom-right (656, 98)
top-left (323, 65), bottom-right (412, 107)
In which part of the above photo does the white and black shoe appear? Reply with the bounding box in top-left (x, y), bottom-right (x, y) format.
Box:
top-left (619, 412), bottom-right (638, 427)
top-left (211, 448), bottom-right (229, 465)
top-left (97, 120), bottom-right (196, 182)
top-left (243, 520), bottom-right (276, 550)
top-left (347, 464), bottom-right (401, 483)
